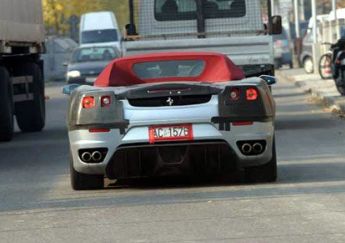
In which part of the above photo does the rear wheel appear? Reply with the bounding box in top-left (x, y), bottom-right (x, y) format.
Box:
top-left (0, 67), bottom-right (14, 142)
top-left (318, 53), bottom-right (332, 79)
top-left (70, 157), bottom-right (104, 190)
top-left (245, 140), bottom-right (277, 183)
top-left (14, 63), bottom-right (45, 132)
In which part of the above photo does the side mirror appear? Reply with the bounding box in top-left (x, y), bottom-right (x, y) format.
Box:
top-left (62, 84), bottom-right (80, 95)
top-left (260, 75), bottom-right (277, 86)
top-left (270, 16), bottom-right (282, 35)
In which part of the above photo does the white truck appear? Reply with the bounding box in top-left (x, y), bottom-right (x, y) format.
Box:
top-left (124, 0), bottom-right (281, 77)
top-left (79, 11), bottom-right (123, 53)
top-left (0, 0), bottom-right (45, 142)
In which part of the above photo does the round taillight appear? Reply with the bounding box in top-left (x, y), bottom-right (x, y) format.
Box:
top-left (101, 96), bottom-right (111, 107)
top-left (246, 88), bottom-right (258, 101)
top-left (82, 96), bottom-right (95, 109)
top-left (230, 88), bottom-right (240, 101)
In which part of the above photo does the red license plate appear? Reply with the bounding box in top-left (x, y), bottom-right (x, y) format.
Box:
top-left (149, 124), bottom-right (193, 144)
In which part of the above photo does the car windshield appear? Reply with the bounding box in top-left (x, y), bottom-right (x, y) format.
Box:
top-left (133, 60), bottom-right (206, 79)
top-left (81, 29), bottom-right (119, 44)
top-left (71, 47), bottom-right (119, 63)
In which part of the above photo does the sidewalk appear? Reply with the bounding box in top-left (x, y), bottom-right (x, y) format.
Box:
top-left (277, 69), bottom-right (345, 114)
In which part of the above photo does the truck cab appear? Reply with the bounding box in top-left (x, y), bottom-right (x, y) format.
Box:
top-left (124, 0), bottom-right (281, 77)
top-left (80, 11), bottom-right (123, 54)
top-left (0, 0), bottom-right (46, 142)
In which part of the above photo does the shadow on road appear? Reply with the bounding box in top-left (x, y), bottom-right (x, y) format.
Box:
top-left (2, 152), bottom-right (345, 213)
top-left (275, 116), bottom-right (338, 130)
top-left (24, 168), bottom-right (345, 212)
top-left (274, 92), bottom-right (305, 99)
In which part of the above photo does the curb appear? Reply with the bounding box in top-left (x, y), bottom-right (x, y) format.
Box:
top-left (276, 71), bottom-right (345, 115)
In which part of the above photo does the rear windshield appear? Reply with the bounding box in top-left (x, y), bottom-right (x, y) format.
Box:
top-left (133, 60), bottom-right (206, 79)
top-left (155, 0), bottom-right (246, 21)
top-left (72, 47), bottom-right (119, 63)
top-left (81, 29), bottom-right (118, 44)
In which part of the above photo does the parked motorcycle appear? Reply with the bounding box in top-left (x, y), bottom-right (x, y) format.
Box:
top-left (331, 38), bottom-right (345, 96)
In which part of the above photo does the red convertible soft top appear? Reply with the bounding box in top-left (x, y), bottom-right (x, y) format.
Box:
top-left (95, 52), bottom-right (245, 87)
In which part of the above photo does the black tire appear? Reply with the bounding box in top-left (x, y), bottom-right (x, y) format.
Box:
top-left (0, 67), bottom-right (14, 142)
top-left (70, 157), bottom-right (104, 190)
top-left (245, 140), bottom-right (277, 183)
top-left (318, 53), bottom-right (332, 79)
top-left (289, 61), bottom-right (293, 69)
top-left (14, 63), bottom-right (45, 132)
top-left (303, 57), bottom-right (314, 74)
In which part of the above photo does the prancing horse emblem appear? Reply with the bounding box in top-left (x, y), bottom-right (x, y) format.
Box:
top-left (166, 97), bottom-right (174, 106)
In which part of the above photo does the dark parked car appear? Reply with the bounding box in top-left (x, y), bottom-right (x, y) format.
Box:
top-left (273, 28), bottom-right (293, 69)
top-left (66, 46), bottom-right (121, 84)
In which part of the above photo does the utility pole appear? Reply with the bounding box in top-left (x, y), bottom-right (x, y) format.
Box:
top-left (294, 0), bottom-right (300, 38)
top-left (311, 0), bottom-right (318, 73)
top-left (332, 0), bottom-right (337, 20)
top-left (332, 0), bottom-right (338, 40)
top-left (300, 0), bottom-right (305, 21)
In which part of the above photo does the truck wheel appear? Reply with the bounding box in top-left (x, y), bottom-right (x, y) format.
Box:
top-left (0, 67), bottom-right (14, 142)
top-left (14, 63), bottom-right (45, 132)
top-left (245, 140), bottom-right (277, 183)
top-left (70, 157), bottom-right (104, 190)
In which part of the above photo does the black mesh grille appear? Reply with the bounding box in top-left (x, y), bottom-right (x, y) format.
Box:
top-left (128, 95), bottom-right (212, 107)
top-left (106, 141), bottom-right (237, 179)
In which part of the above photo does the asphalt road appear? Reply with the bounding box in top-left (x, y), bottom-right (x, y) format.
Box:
top-left (1, 74), bottom-right (345, 242)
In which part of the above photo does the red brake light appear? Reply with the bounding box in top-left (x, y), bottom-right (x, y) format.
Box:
top-left (246, 88), bottom-right (258, 101)
top-left (232, 121), bottom-right (253, 126)
top-left (101, 96), bottom-right (111, 107)
top-left (230, 88), bottom-right (240, 101)
top-left (89, 128), bottom-right (110, 133)
top-left (82, 96), bottom-right (95, 109)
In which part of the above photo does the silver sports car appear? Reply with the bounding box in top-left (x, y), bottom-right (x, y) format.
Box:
top-left (64, 52), bottom-right (277, 190)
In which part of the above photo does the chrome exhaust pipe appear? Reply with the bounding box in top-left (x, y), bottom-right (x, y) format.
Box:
top-left (253, 143), bottom-right (263, 154)
top-left (92, 151), bottom-right (103, 162)
top-left (241, 143), bottom-right (252, 154)
top-left (81, 152), bottom-right (92, 162)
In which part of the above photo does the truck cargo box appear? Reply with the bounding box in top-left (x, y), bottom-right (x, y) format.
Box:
top-left (0, 0), bottom-right (45, 45)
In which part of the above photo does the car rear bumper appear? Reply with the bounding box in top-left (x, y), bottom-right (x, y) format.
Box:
top-left (69, 122), bottom-right (274, 177)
